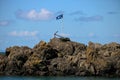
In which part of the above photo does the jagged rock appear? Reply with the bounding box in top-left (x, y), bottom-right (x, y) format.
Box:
top-left (48, 57), bottom-right (77, 76)
top-left (33, 40), bottom-right (58, 60)
top-left (48, 38), bottom-right (86, 56)
top-left (21, 41), bottom-right (58, 76)
top-left (23, 56), bottom-right (48, 76)
top-left (0, 38), bottom-right (120, 77)
top-left (0, 54), bottom-right (6, 75)
top-left (6, 46), bottom-right (32, 59)
top-left (88, 41), bottom-right (102, 49)
top-left (4, 46), bottom-right (32, 75)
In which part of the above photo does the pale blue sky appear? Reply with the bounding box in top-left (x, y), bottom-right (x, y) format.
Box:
top-left (0, 0), bottom-right (120, 51)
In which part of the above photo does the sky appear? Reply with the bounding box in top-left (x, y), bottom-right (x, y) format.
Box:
top-left (0, 0), bottom-right (120, 51)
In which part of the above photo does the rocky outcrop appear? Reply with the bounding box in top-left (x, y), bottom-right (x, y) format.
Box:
top-left (0, 38), bottom-right (120, 77)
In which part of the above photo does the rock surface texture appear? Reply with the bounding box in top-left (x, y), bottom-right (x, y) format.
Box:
top-left (0, 38), bottom-right (120, 77)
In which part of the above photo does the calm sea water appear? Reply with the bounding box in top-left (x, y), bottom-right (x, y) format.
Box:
top-left (0, 76), bottom-right (120, 80)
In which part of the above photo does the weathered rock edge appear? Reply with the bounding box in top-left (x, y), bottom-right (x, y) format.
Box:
top-left (0, 38), bottom-right (120, 77)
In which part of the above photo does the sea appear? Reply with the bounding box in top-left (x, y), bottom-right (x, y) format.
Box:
top-left (0, 76), bottom-right (120, 80)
